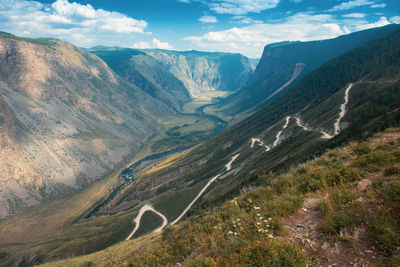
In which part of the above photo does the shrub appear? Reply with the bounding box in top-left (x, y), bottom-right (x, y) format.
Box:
top-left (384, 166), bottom-right (400, 177)
top-left (353, 142), bottom-right (371, 155)
top-left (218, 239), bottom-right (307, 267)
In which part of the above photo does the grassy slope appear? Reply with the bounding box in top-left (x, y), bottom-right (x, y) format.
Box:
top-left (2, 29), bottom-right (400, 266)
top-left (40, 128), bottom-right (400, 266)
top-left (25, 28), bottom-right (400, 265)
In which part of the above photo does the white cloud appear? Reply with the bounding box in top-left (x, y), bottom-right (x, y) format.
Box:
top-left (184, 12), bottom-right (396, 58)
top-left (371, 4), bottom-right (386, 8)
top-left (205, 0), bottom-right (280, 15)
top-left (131, 41), bottom-right (151, 49)
top-left (185, 13), bottom-right (349, 58)
top-left (391, 16), bottom-right (400, 24)
top-left (132, 38), bottom-right (174, 50)
top-left (356, 16), bottom-right (390, 30)
top-left (152, 38), bottom-right (174, 50)
top-left (0, 0), bottom-right (148, 47)
top-left (231, 15), bottom-right (263, 24)
top-left (343, 13), bottom-right (366, 18)
top-left (328, 0), bottom-right (374, 11)
top-left (199, 15), bottom-right (217, 23)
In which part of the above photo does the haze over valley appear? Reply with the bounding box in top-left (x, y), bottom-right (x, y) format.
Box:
top-left (0, 0), bottom-right (399, 266)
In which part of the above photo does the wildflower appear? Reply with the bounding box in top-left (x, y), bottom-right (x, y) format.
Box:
top-left (254, 206), bottom-right (260, 210)
top-left (268, 234), bottom-right (274, 238)
top-left (258, 229), bottom-right (263, 232)
top-left (236, 218), bottom-right (240, 221)
top-left (257, 222), bottom-right (261, 225)
top-left (257, 213), bottom-right (261, 216)
top-left (228, 231), bottom-right (233, 234)
top-left (234, 201), bottom-right (238, 206)
top-left (234, 232), bottom-right (238, 235)
top-left (237, 222), bottom-right (241, 226)
top-left (268, 218), bottom-right (272, 220)
top-left (248, 199), bottom-right (253, 203)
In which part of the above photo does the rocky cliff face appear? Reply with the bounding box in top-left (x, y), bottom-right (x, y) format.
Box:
top-left (91, 48), bottom-right (255, 104)
top-left (146, 50), bottom-right (255, 98)
top-left (0, 36), bottom-right (173, 219)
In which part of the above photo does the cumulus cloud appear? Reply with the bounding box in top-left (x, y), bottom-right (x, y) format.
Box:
top-left (199, 15), bottom-right (217, 23)
top-left (391, 16), bottom-right (400, 24)
top-left (0, 0), bottom-right (149, 47)
top-left (184, 13), bottom-right (395, 58)
top-left (328, 0), bottom-right (374, 11)
top-left (132, 38), bottom-right (174, 50)
top-left (356, 16), bottom-right (390, 30)
top-left (131, 41), bottom-right (151, 49)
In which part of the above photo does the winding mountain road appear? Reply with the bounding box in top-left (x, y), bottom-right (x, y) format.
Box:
top-left (334, 83), bottom-right (353, 134)
top-left (125, 204), bottom-right (168, 240)
top-left (127, 84), bottom-right (355, 240)
top-left (126, 154), bottom-right (241, 239)
top-left (250, 83), bottom-right (354, 150)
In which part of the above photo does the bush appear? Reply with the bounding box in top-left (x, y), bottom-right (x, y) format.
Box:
top-left (353, 142), bottom-right (371, 155)
top-left (384, 166), bottom-right (400, 177)
top-left (218, 239), bottom-right (307, 267)
top-left (319, 187), bottom-right (366, 237)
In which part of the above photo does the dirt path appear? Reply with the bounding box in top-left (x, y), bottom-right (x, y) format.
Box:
top-left (125, 204), bottom-right (168, 240)
top-left (126, 154), bottom-right (241, 239)
top-left (334, 83), bottom-right (353, 135)
top-left (225, 154), bottom-right (240, 171)
top-left (251, 138), bottom-right (270, 151)
top-left (273, 116), bottom-right (291, 147)
top-left (249, 83), bottom-right (354, 150)
top-left (171, 154), bottom-right (240, 225)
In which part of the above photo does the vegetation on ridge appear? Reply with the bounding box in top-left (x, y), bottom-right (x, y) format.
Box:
top-left (39, 129), bottom-right (400, 266)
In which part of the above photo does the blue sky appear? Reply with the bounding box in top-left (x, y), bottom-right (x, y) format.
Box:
top-left (0, 0), bottom-right (399, 57)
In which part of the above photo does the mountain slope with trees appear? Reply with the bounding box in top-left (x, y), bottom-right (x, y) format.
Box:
top-left (208, 24), bottom-right (400, 122)
top-left (1, 27), bottom-right (399, 266)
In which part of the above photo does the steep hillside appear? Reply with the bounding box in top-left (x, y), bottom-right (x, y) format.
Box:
top-left (90, 48), bottom-right (256, 103)
top-left (2, 27), bottom-right (399, 266)
top-left (88, 47), bottom-right (191, 110)
top-left (209, 24), bottom-right (400, 122)
top-left (45, 128), bottom-right (400, 266)
top-left (0, 33), bottom-right (178, 219)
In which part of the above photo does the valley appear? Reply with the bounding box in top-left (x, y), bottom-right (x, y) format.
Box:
top-left (0, 24), bottom-right (399, 267)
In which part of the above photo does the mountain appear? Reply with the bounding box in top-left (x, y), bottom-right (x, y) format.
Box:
top-left (87, 47), bottom-right (191, 110)
top-left (46, 128), bottom-right (400, 266)
top-left (0, 32), bottom-right (178, 219)
top-left (89, 47), bottom-right (256, 106)
top-left (209, 24), bottom-right (400, 122)
top-left (2, 27), bottom-right (399, 266)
